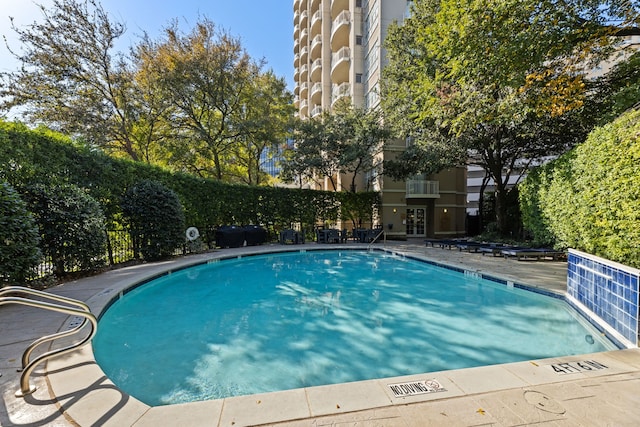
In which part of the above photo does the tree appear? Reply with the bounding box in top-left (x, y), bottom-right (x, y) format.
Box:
top-left (229, 71), bottom-right (294, 185)
top-left (0, 0), bottom-right (148, 160)
top-left (332, 103), bottom-right (391, 192)
top-left (590, 49), bottom-right (640, 125)
top-left (137, 18), bottom-right (262, 180)
top-left (382, 0), bottom-right (640, 234)
top-left (281, 103), bottom-right (391, 192)
top-left (281, 116), bottom-right (341, 190)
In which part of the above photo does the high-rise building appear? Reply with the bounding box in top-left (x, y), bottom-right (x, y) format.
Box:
top-left (293, 0), bottom-right (467, 238)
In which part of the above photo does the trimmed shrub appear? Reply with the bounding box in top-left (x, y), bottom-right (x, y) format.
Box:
top-left (520, 109), bottom-right (640, 267)
top-left (122, 180), bottom-right (185, 261)
top-left (24, 183), bottom-right (107, 276)
top-left (0, 182), bottom-right (42, 283)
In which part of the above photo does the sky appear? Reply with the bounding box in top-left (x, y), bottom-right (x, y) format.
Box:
top-left (0, 0), bottom-right (295, 89)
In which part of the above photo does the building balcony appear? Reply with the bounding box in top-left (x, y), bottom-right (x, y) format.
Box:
top-left (294, 10), bottom-right (300, 25)
top-left (300, 46), bottom-right (308, 64)
top-left (310, 35), bottom-right (322, 60)
top-left (310, 58), bottom-right (322, 81)
top-left (406, 180), bottom-right (440, 199)
top-left (310, 105), bottom-right (322, 117)
top-left (299, 0), bottom-right (307, 11)
top-left (293, 0), bottom-right (300, 12)
top-left (332, 82), bottom-right (350, 105)
top-left (331, 10), bottom-right (350, 51)
top-left (311, 82), bottom-right (322, 103)
top-left (310, 0), bottom-right (321, 13)
top-left (300, 10), bottom-right (308, 27)
top-left (294, 52), bottom-right (300, 68)
top-left (300, 28), bottom-right (309, 46)
top-left (294, 66), bottom-right (299, 81)
top-left (294, 82), bottom-right (300, 95)
top-left (300, 99), bottom-right (308, 116)
top-left (311, 9), bottom-right (322, 35)
top-left (300, 82), bottom-right (309, 98)
top-left (331, 0), bottom-right (349, 19)
top-left (294, 37), bottom-right (299, 54)
top-left (331, 46), bottom-right (350, 84)
top-left (300, 63), bottom-right (309, 81)
top-left (294, 95), bottom-right (300, 108)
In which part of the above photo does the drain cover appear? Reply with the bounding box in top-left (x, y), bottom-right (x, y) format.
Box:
top-left (524, 391), bottom-right (566, 414)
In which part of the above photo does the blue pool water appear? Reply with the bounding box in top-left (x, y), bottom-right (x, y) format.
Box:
top-left (93, 250), bottom-right (615, 406)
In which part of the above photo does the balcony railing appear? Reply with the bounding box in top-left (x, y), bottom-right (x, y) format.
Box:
top-left (311, 82), bottom-right (322, 96)
top-left (331, 46), bottom-right (350, 66)
top-left (406, 180), bottom-right (440, 198)
top-left (331, 10), bottom-right (350, 49)
top-left (311, 9), bottom-right (322, 32)
top-left (310, 105), bottom-right (322, 117)
top-left (331, 46), bottom-right (350, 82)
top-left (310, 35), bottom-right (322, 59)
top-left (310, 58), bottom-right (322, 81)
top-left (332, 82), bottom-right (350, 104)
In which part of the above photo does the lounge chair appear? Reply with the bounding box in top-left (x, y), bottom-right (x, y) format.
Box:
top-left (455, 242), bottom-right (485, 252)
top-left (478, 243), bottom-right (506, 256)
top-left (425, 239), bottom-right (469, 249)
top-left (501, 248), bottom-right (564, 261)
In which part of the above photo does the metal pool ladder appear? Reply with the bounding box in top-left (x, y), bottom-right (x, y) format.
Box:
top-left (0, 286), bottom-right (98, 397)
top-left (367, 229), bottom-right (386, 249)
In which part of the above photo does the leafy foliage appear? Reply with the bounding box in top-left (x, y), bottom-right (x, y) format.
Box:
top-left (382, 0), bottom-right (640, 235)
top-left (121, 180), bottom-right (185, 261)
top-left (0, 0), bottom-right (141, 158)
top-left (520, 108), bottom-right (640, 267)
top-left (337, 191), bottom-right (381, 230)
top-left (0, 182), bottom-right (42, 283)
top-left (282, 104), bottom-right (391, 192)
top-left (1, 1), bottom-right (294, 184)
top-left (23, 183), bottom-right (107, 276)
top-left (0, 121), bottom-right (378, 246)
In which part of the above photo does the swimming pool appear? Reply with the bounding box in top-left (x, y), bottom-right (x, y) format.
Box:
top-left (93, 249), bottom-right (616, 406)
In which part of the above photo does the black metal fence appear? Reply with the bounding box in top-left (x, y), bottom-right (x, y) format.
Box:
top-left (28, 229), bottom-right (135, 281)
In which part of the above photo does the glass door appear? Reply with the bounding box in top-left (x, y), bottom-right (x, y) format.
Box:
top-left (406, 208), bottom-right (426, 236)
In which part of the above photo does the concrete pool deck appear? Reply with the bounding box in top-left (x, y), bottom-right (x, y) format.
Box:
top-left (1, 240), bottom-right (639, 426)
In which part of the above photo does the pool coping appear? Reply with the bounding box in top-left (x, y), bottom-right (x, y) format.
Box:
top-left (7, 242), bottom-right (640, 426)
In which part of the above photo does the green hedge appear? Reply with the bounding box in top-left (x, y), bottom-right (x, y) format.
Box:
top-left (122, 180), bottom-right (186, 261)
top-left (23, 183), bottom-right (107, 275)
top-left (520, 109), bottom-right (640, 267)
top-left (0, 121), bottom-right (379, 239)
top-left (0, 182), bottom-right (42, 283)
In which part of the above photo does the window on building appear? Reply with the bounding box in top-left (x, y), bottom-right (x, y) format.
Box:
top-left (355, 73), bottom-right (363, 83)
top-left (356, 35), bottom-right (363, 45)
top-left (356, 0), bottom-right (363, 7)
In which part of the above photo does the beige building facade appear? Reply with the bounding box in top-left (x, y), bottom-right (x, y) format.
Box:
top-left (293, 0), bottom-right (467, 238)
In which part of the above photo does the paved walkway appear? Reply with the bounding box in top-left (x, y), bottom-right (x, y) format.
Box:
top-left (1, 240), bottom-right (639, 426)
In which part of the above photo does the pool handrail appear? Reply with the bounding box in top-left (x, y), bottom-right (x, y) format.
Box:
top-left (0, 286), bottom-right (98, 397)
top-left (367, 229), bottom-right (386, 249)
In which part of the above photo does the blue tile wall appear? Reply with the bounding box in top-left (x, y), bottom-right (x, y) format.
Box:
top-left (567, 249), bottom-right (640, 346)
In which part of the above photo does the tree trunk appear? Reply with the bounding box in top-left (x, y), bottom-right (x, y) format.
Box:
top-left (494, 183), bottom-right (509, 236)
